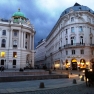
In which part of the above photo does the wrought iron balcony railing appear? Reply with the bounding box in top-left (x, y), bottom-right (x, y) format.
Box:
top-left (64, 43), bottom-right (85, 48)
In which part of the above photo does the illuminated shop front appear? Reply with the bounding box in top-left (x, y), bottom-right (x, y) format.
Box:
top-left (65, 60), bottom-right (70, 70)
top-left (54, 60), bottom-right (60, 69)
top-left (79, 59), bottom-right (86, 69)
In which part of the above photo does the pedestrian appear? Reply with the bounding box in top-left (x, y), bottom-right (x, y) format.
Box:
top-left (1, 66), bottom-right (3, 72)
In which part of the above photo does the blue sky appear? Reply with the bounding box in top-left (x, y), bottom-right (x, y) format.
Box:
top-left (0, 0), bottom-right (94, 47)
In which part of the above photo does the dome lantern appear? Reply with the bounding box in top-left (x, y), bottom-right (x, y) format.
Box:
top-left (12, 8), bottom-right (26, 19)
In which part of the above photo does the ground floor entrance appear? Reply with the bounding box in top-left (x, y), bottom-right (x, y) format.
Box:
top-left (71, 59), bottom-right (77, 70)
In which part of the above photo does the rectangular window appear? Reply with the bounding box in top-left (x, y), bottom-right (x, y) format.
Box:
top-left (13, 52), bottom-right (17, 58)
top-left (71, 17), bottom-right (74, 22)
top-left (2, 30), bottom-right (6, 35)
top-left (66, 51), bottom-right (68, 55)
top-left (71, 27), bottom-right (74, 33)
top-left (1, 60), bottom-right (4, 65)
top-left (79, 26), bottom-right (83, 32)
top-left (14, 31), bottom-right (17, 36)
top-left (66, 29), bottom-right (67, 34)
top-left (80, 50), bottom-right (84, 54)
top-left (72, 50), bottom-right (75, 55)
top-left (26, 34), bottom-right (27, 38)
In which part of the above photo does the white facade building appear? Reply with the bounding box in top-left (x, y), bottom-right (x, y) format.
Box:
top-left (35, 3), bottom-right (94, 70)
top-left (0, 9), bottom-right (35, 69)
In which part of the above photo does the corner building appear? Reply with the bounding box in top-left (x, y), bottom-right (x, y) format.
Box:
top-left (45, 3), bottom-right (94, 70)
top-left (0, 9), bottom-right (35, 69)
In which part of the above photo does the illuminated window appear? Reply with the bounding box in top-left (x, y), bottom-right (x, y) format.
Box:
top-left (1, 52), bottom-right (5, 57)
top-left (13, 52), bottom-right (17, 58)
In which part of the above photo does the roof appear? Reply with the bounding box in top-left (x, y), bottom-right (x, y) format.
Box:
top-left (46, 3), bottom-right (94, 40)
top-left (12, 9), bottom-right (26, 18)
top-left (60, 3), bottom-right (94, 17)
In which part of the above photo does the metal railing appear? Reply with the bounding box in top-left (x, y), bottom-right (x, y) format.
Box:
top-left (64, 43), bottom-right (85, 48)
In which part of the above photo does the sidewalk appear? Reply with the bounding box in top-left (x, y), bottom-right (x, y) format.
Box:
top-left (0, 75), bottom-right (84, 93)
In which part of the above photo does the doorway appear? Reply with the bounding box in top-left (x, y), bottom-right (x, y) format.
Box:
top-left (71, 59), bottom-right (77, 70)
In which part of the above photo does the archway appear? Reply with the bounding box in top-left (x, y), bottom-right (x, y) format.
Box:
top-left (71, 59), bottom-right (77, 70)
top-left (80, 59), bottom-right (86, 69)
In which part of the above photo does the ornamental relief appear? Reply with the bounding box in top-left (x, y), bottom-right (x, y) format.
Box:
top-left (69, 33), bottom-right (76, 37)
top-left (79, 33), bottom-right (84, 36)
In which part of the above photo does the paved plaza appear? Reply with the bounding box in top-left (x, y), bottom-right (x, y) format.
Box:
top-left (0, 70), bottom-right (93, 94)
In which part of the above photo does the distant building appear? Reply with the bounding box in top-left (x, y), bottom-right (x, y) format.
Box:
top-left (35, 39), bottom-right (46, 68)
top-left (35, 3), bottom-right (94, 70)
top-left (0, 9), bottom-right (35, 69)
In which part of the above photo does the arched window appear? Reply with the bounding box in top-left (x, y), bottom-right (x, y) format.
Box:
top-left (1, 39), bottom-right (6, 47)
top-left (2, 30), bottom-right (6, 35)
top-left (13, 40), bottom-right (17, 47)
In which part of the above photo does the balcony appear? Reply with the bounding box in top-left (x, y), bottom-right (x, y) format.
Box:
top-left (64, 43), bottom-right (85, 48)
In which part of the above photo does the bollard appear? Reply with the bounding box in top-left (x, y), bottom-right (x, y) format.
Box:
top-left (39, 82), bottom-right (45, 88)
top-left (73, 79), bottom-right (77, 84)
top-left (81, 75), bottom-right (84, 81)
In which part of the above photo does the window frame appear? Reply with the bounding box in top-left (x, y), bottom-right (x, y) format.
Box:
top-left (72, 50), bottom-right (75, 55)
top-left (2, 30), bottom-right (6, 36)
top-left (71, 27), bottom-right (74, 33)
top-left (1, 39), bottom-right (6, 47)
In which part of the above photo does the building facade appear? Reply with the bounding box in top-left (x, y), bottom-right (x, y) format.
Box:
top-left (0, 9), bottom-right (35, 69)
top-left (35, 3), bottom-right (94, 70)
top-left (35, 39), bottom-right (46, 68)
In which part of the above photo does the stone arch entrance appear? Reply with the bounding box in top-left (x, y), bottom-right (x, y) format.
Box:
top-left (71, 59), bottom-right (77, 70)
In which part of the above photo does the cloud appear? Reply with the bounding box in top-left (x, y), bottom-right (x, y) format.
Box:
top-left (0, 0), bottom-right (94, 48)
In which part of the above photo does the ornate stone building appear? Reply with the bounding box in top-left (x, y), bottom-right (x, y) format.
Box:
top-left (35, 3), bottom-right (94, 70)
top-left (0, 9), bottom-right (35, 69)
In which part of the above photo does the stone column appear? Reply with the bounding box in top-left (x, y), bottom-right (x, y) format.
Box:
top-left (18, 30), bottom-right (21, 48)
top-left (31, 51), bottom-right (34, 68)
top-left (30, 34), bottom-right (31, 50)
top-left (21, 31), bottom-right (23, 48)
top-left (10, 29), bottom-right (12, 48)
top-left (32, 34), bottom-right (34, 50)
top-left (23, 32), bottom-right (26, 49)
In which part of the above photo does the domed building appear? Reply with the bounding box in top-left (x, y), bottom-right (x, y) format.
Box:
top-left (35, 3), bottom-right (94, 70)
top-left (0, 9), bottom-right (35, 69)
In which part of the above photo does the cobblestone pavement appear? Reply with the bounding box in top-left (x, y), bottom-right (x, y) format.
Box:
top-left (14, 83), bottom-right (94, 94)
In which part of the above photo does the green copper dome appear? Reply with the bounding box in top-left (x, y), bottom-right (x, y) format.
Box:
top-left (12, 9), bottom-right (26, 18)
